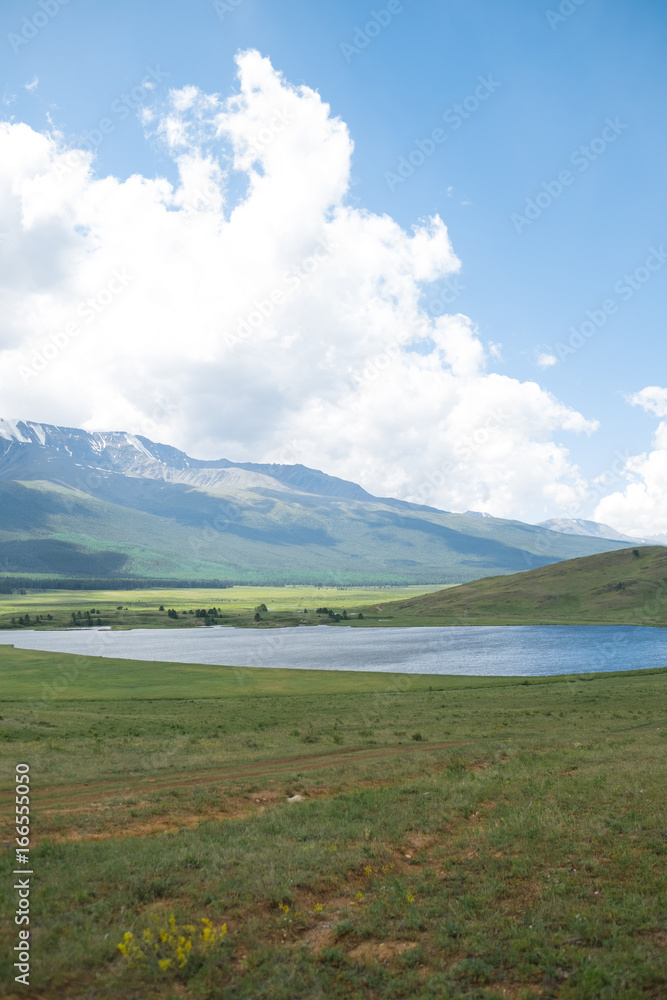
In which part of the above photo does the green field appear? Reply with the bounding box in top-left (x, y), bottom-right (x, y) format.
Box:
top-left (3, 547), bottom-right (667, 636)
top-left (1, 646), bottom-right (665, 999)
top-left (0, 584), bottom-right (444, 632)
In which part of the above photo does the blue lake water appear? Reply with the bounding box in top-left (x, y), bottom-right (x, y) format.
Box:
top-left (1, 624), bottom-right (666, 676)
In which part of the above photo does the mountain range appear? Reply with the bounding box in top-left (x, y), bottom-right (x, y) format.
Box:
top-left (0, 418), bottom-right (639, 586)
top-left (537, 517), bottom-right (666, 546)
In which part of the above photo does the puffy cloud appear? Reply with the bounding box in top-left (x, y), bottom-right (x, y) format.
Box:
top-left (626, 385), bottom-right (667, 419)
top-left (536, 352), bottom-right (558, 368)
top-left (0, 50), bottom-right (598, 522)
top-left (594, 388), bottom-right (667, 537)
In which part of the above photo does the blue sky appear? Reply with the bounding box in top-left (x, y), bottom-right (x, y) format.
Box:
top-left (1, 0), bottom-right (666, 533)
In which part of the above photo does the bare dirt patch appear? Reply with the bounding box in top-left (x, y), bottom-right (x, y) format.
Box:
top-left (406, 831), bottom-right (436, 850)
top-left (349, 939), bottom-right (419, 963)
top-left (297, 922), bottom-right (337, 952)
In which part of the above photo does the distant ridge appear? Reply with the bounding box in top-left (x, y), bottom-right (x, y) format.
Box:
top-left (537, 516), bottom-right (664, 546)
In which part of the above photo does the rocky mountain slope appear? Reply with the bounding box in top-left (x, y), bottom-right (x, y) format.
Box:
top-left (0, 419), bottom-right (633, 585)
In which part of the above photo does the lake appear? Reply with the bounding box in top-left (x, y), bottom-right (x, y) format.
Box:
top-left (1, 624), bottom-right (666, 676)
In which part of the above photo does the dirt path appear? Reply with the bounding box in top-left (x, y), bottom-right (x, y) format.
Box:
top-left (1, 740), bottom-right (469, 814)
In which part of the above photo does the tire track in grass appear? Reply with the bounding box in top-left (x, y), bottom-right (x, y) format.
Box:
top-left (0, 740), bottom-right (473, 815)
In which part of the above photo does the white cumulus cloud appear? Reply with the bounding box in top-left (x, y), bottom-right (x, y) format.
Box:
top-left (594, 387), bottom-right (667, 537)
top-left (536, 352), bottom-right (558, 368)
top-left (0, 50), bottom-right (598, 522)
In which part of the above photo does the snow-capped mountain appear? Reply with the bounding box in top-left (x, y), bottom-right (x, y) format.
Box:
top-left (0, 419), bottom-right (638, 584)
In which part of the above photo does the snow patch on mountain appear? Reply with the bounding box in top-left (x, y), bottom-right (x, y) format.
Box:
top-left (0, 419), bottom-right (32, 443)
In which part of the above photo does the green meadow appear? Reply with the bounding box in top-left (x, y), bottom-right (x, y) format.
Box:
top-left (1, 645), bottom-right (665, 999)
top-left (0, 583), bottom-right (443, 632)
top-left (2, 547), bottom-right (666, 634)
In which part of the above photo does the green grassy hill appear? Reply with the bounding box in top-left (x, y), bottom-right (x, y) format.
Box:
top-left (374, 545), bottom-right (667, 626)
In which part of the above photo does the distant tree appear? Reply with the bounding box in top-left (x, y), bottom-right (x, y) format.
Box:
top-left (633, 549), bottom-right (640, 558)
top-left (255, 603), bottom-right (268, 612)
top-left (167, 609), bottom-right (179, 619)
top-left (159, 605), bottom-right (165, 611)
top-left (358, 612), bottom-right (364, 620)
top-left (254, 612), bottom-right (262, 622)
top-left (342, 610), bottom-right (348, 619)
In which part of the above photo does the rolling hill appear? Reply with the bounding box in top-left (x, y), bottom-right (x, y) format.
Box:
top-left (375, 545), bottom-right (667, 625)
top-left (0, 418), bottom-right (635, 586)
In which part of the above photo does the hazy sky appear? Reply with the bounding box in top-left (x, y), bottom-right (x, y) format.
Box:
top-left (1, 0), bottom-right (666, 534)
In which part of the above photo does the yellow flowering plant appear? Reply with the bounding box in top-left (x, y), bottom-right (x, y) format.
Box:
top-left (117, 913), bottom-right (227, 976)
